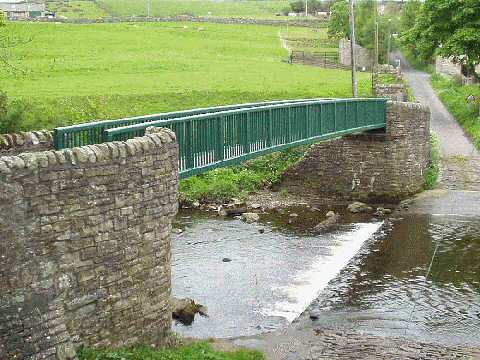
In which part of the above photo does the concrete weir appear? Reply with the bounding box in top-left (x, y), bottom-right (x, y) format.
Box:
top-left (0, 128), bottom-right (179, 359)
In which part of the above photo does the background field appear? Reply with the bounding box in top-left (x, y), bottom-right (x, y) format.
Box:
top-left (1, 22), bottom-right (371, 130)
top-left (98, 0), bottom-right (290, 19)
top-left (46, 0), bottom-right (108, 19)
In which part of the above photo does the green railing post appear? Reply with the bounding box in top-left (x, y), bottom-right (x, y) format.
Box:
top-left (243, 113), bottom-right (250, 154)
top-left (267, 109), bottom-right (272, 147)
top-left (216, 116), bottom-right (225, 162)
top-left (185, 121), bottom-right (194, 169)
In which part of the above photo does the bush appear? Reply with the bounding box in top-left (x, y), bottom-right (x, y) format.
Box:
top-left (0, 91), bottom-right (28, 134)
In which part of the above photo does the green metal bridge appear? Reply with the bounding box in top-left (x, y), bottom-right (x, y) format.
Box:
top-left (53, 98), bottom-right (387, 179)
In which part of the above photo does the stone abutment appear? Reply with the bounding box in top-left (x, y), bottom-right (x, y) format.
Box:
top-left (0, 128), bottom-right (179, 359)
top-left (282, 101), bottom-right (431, 201)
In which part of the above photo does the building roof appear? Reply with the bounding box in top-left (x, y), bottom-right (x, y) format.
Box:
top-left (0, 3), bottom-right (45, 12)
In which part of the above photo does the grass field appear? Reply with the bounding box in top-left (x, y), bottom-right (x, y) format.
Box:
top-left (281, 27), bottom-right (338, 54)
top-left (431, 74), bottom-right (480, 150)
top-left (46, 0), bottom-right (108, 19)
top-left (2, 22), bottom-right (371, 130)
top-left (98, 0), bottom-right (290, 19)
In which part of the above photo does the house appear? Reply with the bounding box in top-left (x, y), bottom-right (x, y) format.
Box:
top-left (0, 2), bottom-right (46, 19)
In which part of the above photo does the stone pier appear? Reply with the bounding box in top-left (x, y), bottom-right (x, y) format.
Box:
top-left (0, 128), bottom-right (179, 359)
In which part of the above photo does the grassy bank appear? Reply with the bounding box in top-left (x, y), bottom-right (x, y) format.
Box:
top-left (431, 74), bottom-right (480, 150)
top-left (78, 342), bottom-right (265, 360)
top-left (424, 134), bottom-right (440, 190)
top-left (97, 0), bottom-right (289, 19)
top-left (2, 22), bottom-right (371, 131)
top-left (180, 146), bottom-right (307, 204)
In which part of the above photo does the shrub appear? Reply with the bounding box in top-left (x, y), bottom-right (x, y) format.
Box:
top-left (0, 92), bottom-right (28, 134)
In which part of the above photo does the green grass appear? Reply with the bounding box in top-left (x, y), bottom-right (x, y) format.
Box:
top-left (180, 145), bottom-right (307, 204)
top-left (78, 342), bottom-right (265, 360)
top-left (377, 73), bottom-right (397, 85)
top-left (424, 134), bottom-right (440, 190)
top-left (281, 27), bottom-right (338, 54)
top-left (430, 74), bottom-right (480, 150)
top-left (2, 22), bottom-right (371, 131)
top-left (46, 0), bottom-right (108, 19)
top-left (98, 0), bottom-right (290, 19)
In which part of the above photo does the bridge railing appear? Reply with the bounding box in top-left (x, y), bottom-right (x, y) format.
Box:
top-left (52, 99), bottom-right (326, 150)
top-left (104, 98), bottom-right (387, 178)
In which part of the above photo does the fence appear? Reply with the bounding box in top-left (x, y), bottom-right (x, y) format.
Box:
top-left (290, 50), bottom-right (351, 70)
top-left (103, 99), bottom-right (387, 178)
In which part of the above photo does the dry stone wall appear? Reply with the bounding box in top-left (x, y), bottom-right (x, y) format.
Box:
top-left (0, 128), bottom-right (179, 359)
top-left (339, 38), bottom-right (373, 71)
top-left (374, 84), bottom-right (407, 102)
top-left (0, 130), bottom-right (53, 156)
top-left (282, 102), bottom-right (431, 202)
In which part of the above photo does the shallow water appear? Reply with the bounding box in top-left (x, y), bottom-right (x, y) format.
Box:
top-left (171, 210), bottom-right (480, 347)
top-left (171, 209), bottom-right (381, 338)
top-left (311, 214), bottom-right (480, 347)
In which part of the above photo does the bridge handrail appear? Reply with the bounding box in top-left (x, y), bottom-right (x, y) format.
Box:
top-left (104, 98), bottom-right (379, 140)
top-left (103, 98), bottom-right (387, 178)
top-left (53, 98), bottom-right (328, 150)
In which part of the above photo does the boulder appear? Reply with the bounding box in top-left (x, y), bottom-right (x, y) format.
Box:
top-left (172, 297), bottom-right (208, 325)
top-left (242, 212), bottom-right (260, 223)
top-left (347, 201), bottom-right (373, 214)
top-left (314, 212), bottom-right (340, 232)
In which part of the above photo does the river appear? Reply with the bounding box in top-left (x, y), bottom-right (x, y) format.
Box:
top-left (171, 206), bottom-right (480, 347)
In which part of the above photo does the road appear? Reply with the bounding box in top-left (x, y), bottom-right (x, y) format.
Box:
top-left (391, 50), bottom-right (480, 191)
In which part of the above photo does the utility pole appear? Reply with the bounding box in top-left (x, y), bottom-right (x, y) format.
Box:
top-left (349, 0), bottom-right (358, 98)
top-left (147, 0), bottom-right (151, 18)
top-left (387, 18), bottom-right (392, 65)
top-left (374, 1), bottom-right (379, 72)
top-left (305, 0), bottom-right (308, 17)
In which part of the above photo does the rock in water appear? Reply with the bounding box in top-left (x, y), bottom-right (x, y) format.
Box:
top-left (347, 201), bottom-right (373, 213)
top-left (314, 212), bottom-right (340, 232)
top-left (222, 258), bottom-right (232, 262)
top-left (172, 298), bottom-right (208, 325)
top-left (242, 212), bottom-right (260, 223)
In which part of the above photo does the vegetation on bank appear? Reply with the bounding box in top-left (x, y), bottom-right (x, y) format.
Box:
top-left (1, 22), bottom-right (371, 132)
top-left (78, 342), bottom-right (265, 360)
top-left (424, 134), bottom-right (440, 190)
top-left (430, 74), bottom-right (480, 150)
top-left (180, 146), bottom-right (307, 204)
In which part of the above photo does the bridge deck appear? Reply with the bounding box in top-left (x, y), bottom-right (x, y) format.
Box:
top-left (54, 99), bottom-right (387, 179)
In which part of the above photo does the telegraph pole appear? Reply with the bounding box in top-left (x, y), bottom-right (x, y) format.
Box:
top-left (349, 0), bottom-right (358, 97)
top-left (147, 0), bottom-right (151, 17)
top-left (374, 1), bottom-right (379, 72)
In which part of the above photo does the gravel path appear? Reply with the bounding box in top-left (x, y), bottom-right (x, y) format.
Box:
top-left (391, 50), bottom-right (480, 191)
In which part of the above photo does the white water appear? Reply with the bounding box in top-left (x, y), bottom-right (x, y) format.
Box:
top-left (263, 222), bottom-right (382, 322)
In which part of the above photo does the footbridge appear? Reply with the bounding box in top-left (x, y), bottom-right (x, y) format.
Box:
top-left (53, 98), bottom-right (387, 178)
top-left (1, 98), bottom-right (430, 359)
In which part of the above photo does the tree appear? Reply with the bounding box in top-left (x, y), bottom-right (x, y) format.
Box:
top-left (402, 0), bottom-right (480, 75)
top-left (327, 0), bottom-right (349, 39)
